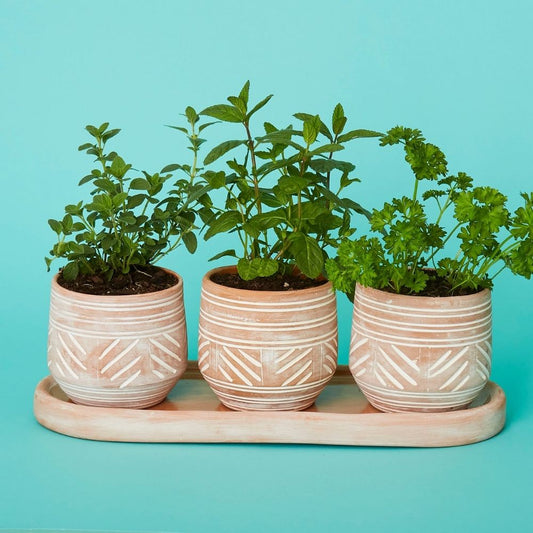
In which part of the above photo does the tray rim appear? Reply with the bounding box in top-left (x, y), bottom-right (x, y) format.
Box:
top-left (33, 362), bottom-right (506, 447)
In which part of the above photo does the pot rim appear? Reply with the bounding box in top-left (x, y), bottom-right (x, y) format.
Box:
top-left (355, 282), bottom-right (491, 303)
top-left (51, 266), bottom-right (183, 301)
top-left (202, 265), bottom-right (333, 297)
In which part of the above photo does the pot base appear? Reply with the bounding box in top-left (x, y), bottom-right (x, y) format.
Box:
top-left (203, 375), bottom-right (327, 411)
top-left (56, 377), bottom-right (178, 409)
top-left (358, 381), bottom-right (486, 413)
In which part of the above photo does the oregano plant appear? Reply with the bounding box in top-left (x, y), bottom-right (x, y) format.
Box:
top-left (326, 126), bottom-right (533, 300)
top-left (46, 119), bottom-right (210, 284)
top-left (191, 81), bottom-right (380, 281)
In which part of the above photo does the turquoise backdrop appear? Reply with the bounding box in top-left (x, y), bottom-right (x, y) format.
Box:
top-left (1, 1), bottom-right (532, 531)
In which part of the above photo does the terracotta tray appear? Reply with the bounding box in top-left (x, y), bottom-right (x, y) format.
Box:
top-left (33, 362), bottom-right (506, 447)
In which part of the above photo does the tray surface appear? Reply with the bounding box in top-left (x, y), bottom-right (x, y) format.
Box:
top-left (34, 363), bottom-right (506, 447)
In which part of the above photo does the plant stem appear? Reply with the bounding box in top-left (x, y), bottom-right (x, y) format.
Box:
top-left (244, 121), bottom-right (261, 215)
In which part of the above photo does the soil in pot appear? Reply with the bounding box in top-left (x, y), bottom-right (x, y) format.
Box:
top-left (210, 271), bottom-right (327, 291)
top-left (57, 264), bottom-right (178, 296)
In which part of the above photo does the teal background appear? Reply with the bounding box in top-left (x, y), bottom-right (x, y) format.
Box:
top-left (1, 1), bottom-right (532, 531)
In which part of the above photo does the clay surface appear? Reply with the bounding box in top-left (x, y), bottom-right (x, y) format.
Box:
top-left (350, 284), bottom-right (492, 412)
top-left (47, 269), bottom-right (188, 408)
top-left (198, 266), bottom-right (338, 410)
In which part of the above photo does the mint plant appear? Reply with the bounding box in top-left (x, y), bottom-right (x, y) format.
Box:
top-left (326, 126), bottom-right (533, 299)
top-left (193, 81), bottom-right (380, 280)
top-left (46, 119), bottom-right (210, 282)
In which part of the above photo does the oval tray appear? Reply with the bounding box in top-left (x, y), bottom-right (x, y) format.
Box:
top-left (34, 363), bottom-right (506, 447)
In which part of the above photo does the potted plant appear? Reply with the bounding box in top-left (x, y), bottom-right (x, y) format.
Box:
top-left (186, 81), bottom-right (380, 411)
top-left (326, 126), bottom-right (533, 412)
top-left (46, 117), bottom-right (209, 408)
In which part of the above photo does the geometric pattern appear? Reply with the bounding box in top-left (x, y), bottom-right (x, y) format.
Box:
top-left (349, 284), bottom-right (492, 412)
top-left (47, 273), bottom-right (187, 408)
top-left (198, 268), bottom-right (338, 411)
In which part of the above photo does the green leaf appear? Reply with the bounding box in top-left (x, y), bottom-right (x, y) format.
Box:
top-left (198, 121), bottom-right (219, 132)
top-left (130, 178), bottom-right (151, 190)
top-left (204, 171), bottom-right (226, 189)
top-left (113, 192), bottom-right (128, 207)
top-left (278, 175), bottom-right (309, 194)
top-left (308, 159), bottom-right (355, 173)
top-left (239, 81), bottom-right (250, 106)
top-left (303, 115), bottom-right (322, 145)
top-left (185, 106), bottom-right (198, 124)
top-left (237, 258), bottom-right (279, 280)
top-left (338, 129), bottom-right (382, 142)
top-left (227, 96), bottom-right (247, 114)
top-left (247, 94), bottom-right (274, 119)
top-left (183, 231), bottom-right (197, 253)
top-left (309, 143), bottom-right (344, 156)
top-left (85, 125), bottom-right (99, 137)
top-left (110, 155), bottom-right (130, 178)
top-left (102, 128), bottom-right (120, 142)
top-left (62, 262), bottom-right (79, 281)
top-left (332, 104), bottom-right (345, 135)
top-left (204, 210), bottom-right (242, 240)
top-left (204, 140), bottom-right (246, 165)
top-left (288, 232), bottom-right (324, 278)
top-left (78, 142), bottom-right (94, 151)
top-left (166, 125), bottom-right (188, 134)
top-left (294, 113), bottom-right (332, 141)
top-left (209, 249), bottom-right (237, 262)
top-left (161, 163), bottom-right (181, 173)
top-left (200, 104), bottom-right (244, 123)
top-left (48, 219), bottom-right (63, 234)
top-left (247, 208), bottom-right (288, 230)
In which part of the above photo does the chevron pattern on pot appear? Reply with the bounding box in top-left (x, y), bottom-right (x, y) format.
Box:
top-left (47, 272), bottom-right (187, 408)
top-left (349, 284), bottom-right (492, 413)
top-left (198, 267), bottom-right (338, 411)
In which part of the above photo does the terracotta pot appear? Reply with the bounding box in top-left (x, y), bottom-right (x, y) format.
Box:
top-left (350, 284), bottom-right (492, 413)
top-left (198, 266), bottom-right (338, 411)
top-left (47, 269), bottom-right (187, 408)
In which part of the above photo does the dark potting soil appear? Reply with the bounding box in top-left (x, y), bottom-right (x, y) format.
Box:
top-left (210, 272), bottom-right (327, 291)
top-left (381, 270), bottom-right (482, 297)
top-left (57, 265), bottom-right (178, 295)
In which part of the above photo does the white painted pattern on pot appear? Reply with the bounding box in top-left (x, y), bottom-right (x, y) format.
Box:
top-left (198, 266), bottom-right (338, 411)
top-left (47, 271), bottom-right (188, 408)
top-left (349, 284), bottom-right (492, 413)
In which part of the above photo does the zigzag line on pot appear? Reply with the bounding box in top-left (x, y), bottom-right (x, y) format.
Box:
top-left (198, 325), bottom-right (337, 348)
top-left (354, 291), bottom-right (491, 315)
top-left (377, 346), bottom-right (418, 386)
top-left (351, 324), bottom-right (491, 347)
top-left (199, 308), bottom-right (337, 330)
top-left (101, 340), bottom-right (140, 374)
top-left (150, 353), bottom-right (179, 374)
top-left (119, 370), bottom-right (142, 389)
top-left (109, 355), bottom-right (142, 381)
top-left (49, 319), bottom-right (186, 339)
top-left (429, 346), bottom-right (470, 378)
top-left (149, 339), bottom-right (182, 362)
top-left (439, 360), bottom-right (470, 390)
top-left (281, 361), bottom-right (313, 387)
top-left (57, 333), bottom-right (87, 370)
top-left (218, 350), bottom-right (254, 386)
top-left (221, 346), bottom-right (261, 382)
top-left (56, 351), bottom-right (78, 379)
